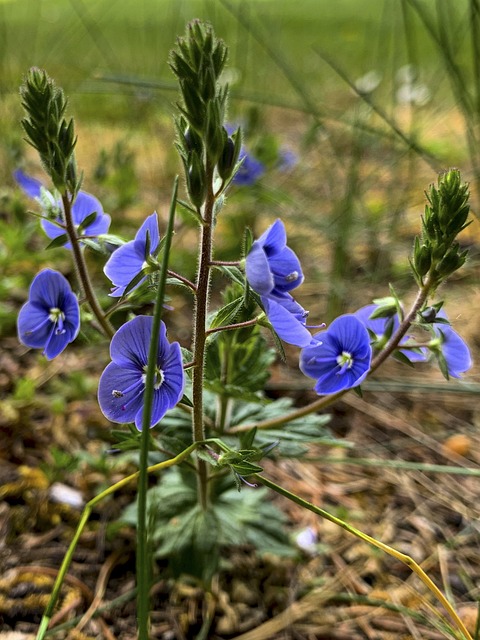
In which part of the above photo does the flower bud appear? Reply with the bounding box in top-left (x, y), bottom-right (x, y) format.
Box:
top-left (186, 150), bottom-right (207, 209)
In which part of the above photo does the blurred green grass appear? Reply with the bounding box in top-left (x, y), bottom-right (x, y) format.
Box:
top-left (0, 0), bottom-right (458, 104)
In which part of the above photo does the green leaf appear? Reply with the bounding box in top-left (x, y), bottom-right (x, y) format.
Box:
top-left (45, 233), bottom-right (68, 249)
top-left (208, 296), bottom-right (245, 330)
top-left (76, 210), bottom-right (98, 234)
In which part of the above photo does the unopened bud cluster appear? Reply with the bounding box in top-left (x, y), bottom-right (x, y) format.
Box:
top-left (20, 68), bottom-right (80, 197)
top-left (412, 169), bottom-right (470, 287)
top-left (170, 21), bottom-right (242, 209)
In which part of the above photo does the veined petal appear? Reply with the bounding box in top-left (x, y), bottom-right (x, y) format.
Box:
top-left (98, 362), bottom-right (144, 424)
top-left (28, 269), bottom-right (72, 309)
top-left (245, 242), bottom-right (275, 295)
top-left (329, 315), bottom-right (371, 359)
top-left (17, 303), bottom-right (52, 348)
top-left (109, 316), bottom-right (152, 369)
top-left (85, 212), bottom-right (111, 236)
top-left (104, 241), bottom-right (144, 294)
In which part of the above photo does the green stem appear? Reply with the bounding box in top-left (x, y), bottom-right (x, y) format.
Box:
top-left (191, 170), bottom-right (216, 510)
top-left (61, 194), bottom-right (115, 338)
top-left (256, 474), bottom-right (472, 640)
top-left (35, 438), bottom-right (198, 640)
top-left (136, 177), bottom-right (178, 639)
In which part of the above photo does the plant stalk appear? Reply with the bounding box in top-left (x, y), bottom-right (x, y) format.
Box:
top-left (61, 194), bottom-right (115, 338)
top-left (136, 178), bottom-right (178, 639)
top-left (191, 170), bottom-right (216, 510)
top-left (257, 474), bottom-right (472, 640)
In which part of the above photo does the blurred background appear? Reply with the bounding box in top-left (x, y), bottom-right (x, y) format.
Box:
top-left (1, 2), bottom-right (479, 638)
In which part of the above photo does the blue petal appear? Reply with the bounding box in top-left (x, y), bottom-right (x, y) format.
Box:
top-left (159, 342), bottom-right (185, 406)
top-left (259, 219), bottom-right (286, 253)
top-left (233, 152), bottom-right (265, 186)
top-left (134, 212), bottom-right (161, 255)
top-left (28, 269), bottom-right (73, 310)
top-left (109, 316), bottom-right (152, 369)
top-left (262, 295), bottom-right (312, 347)
top-left (104, 241), bottom-right (145, 297)
top-left (438, 326), bottom-right (472, 378)
top-left (98, 362), bottom-right (144, 424)
top-left (72, 191), bottom-right (104, 225)
top-left (14, 169), bottom-right (43, 199)
top-left (300, 314), bottom-right (372, 395)
top-left (245, 242), bottom-right (274, 295)
top-left (268, 245), bottom-right (304, 292)
top-left (328, 315), bottom-right (371, 359)
top-left (18, 303), bottom-right (51, 348)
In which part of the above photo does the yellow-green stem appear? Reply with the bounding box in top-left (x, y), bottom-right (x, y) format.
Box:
top-left (256, 474), bottom-right (472, 640)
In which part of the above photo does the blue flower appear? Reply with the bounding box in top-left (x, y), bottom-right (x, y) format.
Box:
top-left (261, 294), bottom-right (313, 347)
top-left (233, 150), bottom-right (265, 186)
top-left (246, 219), bottom-right (312, 346)
top-left (14, 169), bottom-right (111, 248)
top-left (354, 304), bottom-right (427, 362)
top-left (246, 219), bottom-right (304, 297)
top-left (103, 212), bottom-right (160, 297)
top-left (300, 314), bottom-right (372, 394)
top-left (430, 311), bottom-right (472, 378)
top-left (17, 269), bottom-right (80, 359)
top-left (98, 316), bottom-right (185, 430)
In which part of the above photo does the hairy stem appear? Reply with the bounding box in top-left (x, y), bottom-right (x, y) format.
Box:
top-left (191, 170), bottom-right (216, 510)
top-left (61, 194), bottom-right (115, 338)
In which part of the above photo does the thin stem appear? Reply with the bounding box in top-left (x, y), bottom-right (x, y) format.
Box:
top-left (369, 277), bottom-right (431, 375)
top-left (136, 178), bottom-right (178, 639)
top-left (256, 474), bottom-right (472, 640)
top-left (35, 439), bottom-right (198, 640)
top-left (191, 169), bottom-right (216, 510)
top-left (61, 194), bottom-right (114, 338)
top-left (209, 259), bottom-right (240, 266)
top-left (206, 318), bottom-right (258, 336)
top-left (167, 269), bottom-right (197, 292)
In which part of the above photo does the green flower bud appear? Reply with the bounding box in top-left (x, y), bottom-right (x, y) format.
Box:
top-left (185, 150), bottom-right (207, 209)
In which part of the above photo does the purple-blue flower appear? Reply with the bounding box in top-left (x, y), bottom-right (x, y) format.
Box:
top-left (246, 219), bottom-right (304, 297)
top-left (98, 316), bottom-right (185, 430)
top-left (354, 304), bottom-right (427, 362)
top-left (261, 294), bottom-right (313, 347)
top-left (430, 312), bottom-right (472, 378)
top-left (14, 170), bottom-right (111, 248)
top-left (300, 315), bottom-right (372, 394)
top-left (17, 269), bottom-right (80, 360)
top-left (103, 212), bottom-right (160, 297)
top-left (233, 150), bottom-right (265, 186)
top-left (246, 219), bottom-right (312, 346)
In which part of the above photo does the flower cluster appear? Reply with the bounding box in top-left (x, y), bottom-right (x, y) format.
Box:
top-left (14, 170), bottom-right (111, 248)
top-left (245, 219), bottom-right (312, 347)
